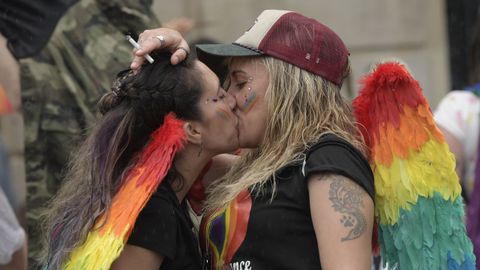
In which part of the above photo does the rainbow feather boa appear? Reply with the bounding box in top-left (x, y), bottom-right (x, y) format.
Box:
top-left (64, 113), bottom-right (186, 269)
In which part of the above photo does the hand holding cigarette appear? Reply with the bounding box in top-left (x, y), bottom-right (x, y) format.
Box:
top-left (126, 35), bottom-right (154, 64)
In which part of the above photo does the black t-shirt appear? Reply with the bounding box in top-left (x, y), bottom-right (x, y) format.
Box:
top-left (127, 180), bottom-right (202, 270)
top-left (201, 134), bottom-right (374, 270)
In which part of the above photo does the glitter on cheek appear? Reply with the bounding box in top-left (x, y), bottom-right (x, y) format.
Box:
top-left (240, 91), bottom-right (257, 113)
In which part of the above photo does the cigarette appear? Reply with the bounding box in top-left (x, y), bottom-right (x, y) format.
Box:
top-left (126, 35), bottom-right (154, 64)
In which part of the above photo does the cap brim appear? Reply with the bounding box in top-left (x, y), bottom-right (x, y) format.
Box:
top-left (196, 43), bottom-right (262, 57)
top-left (195, 44), bottom-right (263, 80)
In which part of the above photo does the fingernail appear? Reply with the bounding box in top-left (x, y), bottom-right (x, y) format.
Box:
top-left (136, 49), bottom-right (143, 55)
top-left (131, 63), bottom-right (138, 69)
top-left (173, 56), bottom-right (180, 64)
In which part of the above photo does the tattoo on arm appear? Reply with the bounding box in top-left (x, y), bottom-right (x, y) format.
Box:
top-left (327, 176), bottom-right (367, 242)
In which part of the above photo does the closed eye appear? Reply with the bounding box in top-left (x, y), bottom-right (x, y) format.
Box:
top-left (236, 82), bottom-right (248, 88)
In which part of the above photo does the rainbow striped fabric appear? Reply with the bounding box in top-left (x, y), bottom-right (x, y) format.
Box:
top-left (200, 189), bottom-right (252, 269)
top-left (353, 62), bottom-right (475, 269)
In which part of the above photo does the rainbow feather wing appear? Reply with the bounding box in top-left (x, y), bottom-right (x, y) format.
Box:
top-left (353, 62), bottom-right (475, 269)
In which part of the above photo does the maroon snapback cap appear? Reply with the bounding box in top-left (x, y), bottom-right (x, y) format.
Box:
top-left (196, 10), bottom-right (350, 86)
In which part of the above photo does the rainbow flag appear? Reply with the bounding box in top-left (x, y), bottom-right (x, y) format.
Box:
top-left (353, 62), bottom-right (475, 269)
top-left (0, 85), bottom-right (13, 115)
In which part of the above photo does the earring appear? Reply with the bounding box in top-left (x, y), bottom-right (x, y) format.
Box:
top-left (197, 142), bottom-right (204, 157)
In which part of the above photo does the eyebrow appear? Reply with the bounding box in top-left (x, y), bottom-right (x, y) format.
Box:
top-left (230, 70), bottom-right (249, 79)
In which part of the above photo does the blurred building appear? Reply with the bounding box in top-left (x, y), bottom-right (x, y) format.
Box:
top-left (155, 0), bottom-right (450, 106)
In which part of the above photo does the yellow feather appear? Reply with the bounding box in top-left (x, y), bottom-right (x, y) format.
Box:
top-left (64, 226), bottom-right (129, 270)
top-left (374, 138), bottom-right (461, 225)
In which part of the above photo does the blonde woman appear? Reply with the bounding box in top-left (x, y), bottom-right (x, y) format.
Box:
top-left (133, 10), bottom-right (375, 270)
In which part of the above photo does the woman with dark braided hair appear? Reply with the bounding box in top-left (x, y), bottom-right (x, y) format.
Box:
top-left (42, 52), bottom-right (239, 270)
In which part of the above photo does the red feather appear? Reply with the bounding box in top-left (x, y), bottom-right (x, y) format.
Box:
top-left (134, 113), bottom-right (187, 186)
top-left (353, 62), bottom-right (428, 149)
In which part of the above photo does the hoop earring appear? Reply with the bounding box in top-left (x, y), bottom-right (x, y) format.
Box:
top-left (197, 142), bottom-right (204, 157)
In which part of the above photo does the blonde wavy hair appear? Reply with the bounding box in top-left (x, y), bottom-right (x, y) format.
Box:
top-left (204, 56), bottom-right (366, 212)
